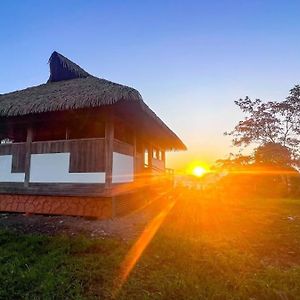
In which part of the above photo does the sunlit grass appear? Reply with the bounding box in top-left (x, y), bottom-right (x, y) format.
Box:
top-left (1, 192), bottom-right (300, 299)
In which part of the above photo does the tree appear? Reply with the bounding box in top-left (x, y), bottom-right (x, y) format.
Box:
top-left (226, 85), bottom-right (300, 166)
top-left (214, 154), bottom-right (252, 172)
top-left (219, 85), bottom-right (300, 197)
top-left (254, 143), bottom-right (292, 167)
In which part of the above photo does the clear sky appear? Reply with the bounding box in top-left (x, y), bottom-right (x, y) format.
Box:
top-left (1, 1), bottom-right (300, 170)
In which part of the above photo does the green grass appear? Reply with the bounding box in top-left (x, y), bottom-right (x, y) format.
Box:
top-left (0, 231), bottom-right (81, 299)
top-left (2, 193), bottom-right (300, 299)
top-left (0, 231), bottom-right (128, 300)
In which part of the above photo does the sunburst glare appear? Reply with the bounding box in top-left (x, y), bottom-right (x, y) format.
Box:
top-left (193, 166), bottom-right (207, 177)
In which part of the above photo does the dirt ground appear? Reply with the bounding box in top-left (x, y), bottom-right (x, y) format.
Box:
top-left (0, 199), bottom-right (166, 241)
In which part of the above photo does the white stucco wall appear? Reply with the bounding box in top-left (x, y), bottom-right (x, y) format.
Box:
top-left (30, 153), bottom-right (105, 183)
top-left (112, 152), bottom-right (134, 183)
top-left (0, 155), bottom-right (25, 182)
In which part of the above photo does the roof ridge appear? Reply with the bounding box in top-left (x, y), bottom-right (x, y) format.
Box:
top-left (47, 51), bottom-right (90, 83)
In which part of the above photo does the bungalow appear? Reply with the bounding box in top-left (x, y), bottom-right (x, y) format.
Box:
top-left (0, 52), bottom-right (186, 218)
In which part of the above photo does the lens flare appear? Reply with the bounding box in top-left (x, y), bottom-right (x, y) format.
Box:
top-left (112, 193), bottom-right (177, 298)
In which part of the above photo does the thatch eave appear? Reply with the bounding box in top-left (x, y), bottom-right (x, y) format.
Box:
top-left (0, 51), bottom-right (186, 151)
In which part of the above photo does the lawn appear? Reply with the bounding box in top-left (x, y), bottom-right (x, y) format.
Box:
top-left (1, 190), bottom-right (300, 299)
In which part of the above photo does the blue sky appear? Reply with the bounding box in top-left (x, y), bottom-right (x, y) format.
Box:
top-left (1, 1), bottom-right (300, 169)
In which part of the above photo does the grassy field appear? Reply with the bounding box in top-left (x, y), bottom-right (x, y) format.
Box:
top-left (1, 191), bottom-right (300, 299)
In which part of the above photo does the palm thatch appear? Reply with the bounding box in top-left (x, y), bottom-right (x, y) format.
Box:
top-left (47, 51), bottom-right (90, 82)
top-left (0, 52), bottom-right (186, 150)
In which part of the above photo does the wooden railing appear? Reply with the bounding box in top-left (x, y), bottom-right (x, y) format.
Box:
top-left (0, 138), bottom-right (135, 196)
top-left (113, 139), bottom-right (134, 156)
top-left (0, 138), bottom-right (136, 174)
top-left (31, 138), bottom-right (105, 173)
top-left (0, 142), bottom-right (26, 173)
top-left (0, 138), bottom-right (107, 173)
top-left (165, 168), bottom-right (174, 175)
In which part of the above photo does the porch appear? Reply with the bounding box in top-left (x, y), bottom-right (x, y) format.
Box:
top-left (0, 136), bottom-right (166, 197)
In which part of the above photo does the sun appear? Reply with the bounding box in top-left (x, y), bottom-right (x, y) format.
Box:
top-left (186, 161), bottom-right (209, 177)
top-left (193, 166), bottom-right (206, 177)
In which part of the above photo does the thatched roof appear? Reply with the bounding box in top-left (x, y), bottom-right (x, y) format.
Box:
top-left (0, 52), bottom-right (186, 150)
top-left (47, 51), bottom-right (90, 82)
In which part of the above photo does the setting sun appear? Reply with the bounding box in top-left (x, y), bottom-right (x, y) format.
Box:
top-left (193, 166), bottom-right (206, 177)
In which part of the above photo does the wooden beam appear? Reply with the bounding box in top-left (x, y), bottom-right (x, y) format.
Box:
top-left (105, 113), bottom-right (114, 190)
top-left (24, 126), bottom-right (33, 187)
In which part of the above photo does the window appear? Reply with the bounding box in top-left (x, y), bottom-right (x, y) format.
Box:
top-left (69, 119), bottom-right (105, 139)
top-left (34, 123), bottom-right (67, 141)
top-left (0, 138), bottom-right (13, 144)
top-left (158, 150), bottom-right (162, 160)
top-left (144, 149), bottom-right (149, 167)
top-left (33, 119), bottom-right (106, 142)
top-left (114, 121), bottom-right (133, 145)
top-left (153, 148), bottom-right (157, 159)
top-left (0, 124), bottom-right (27, 143)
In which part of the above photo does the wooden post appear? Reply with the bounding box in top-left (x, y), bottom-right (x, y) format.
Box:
top-left (133, 131), bottom-right (137, 181)
top-left (162, 150), bottom-right (166, 169)
top-left (65, 127), bottom-right (70, 140)
top-left (24, 125), bottom-right (33, 187)
top-left (148, 145), bottom-right (153, 171)
top-left (105, 113), bottom-right (114, 191)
